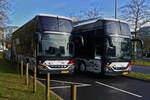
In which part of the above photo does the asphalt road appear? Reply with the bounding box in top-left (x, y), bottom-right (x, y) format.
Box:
top-left (38, 73), bottom-right (150, 100)
top-left (132, 65), bottom-right (150, 74)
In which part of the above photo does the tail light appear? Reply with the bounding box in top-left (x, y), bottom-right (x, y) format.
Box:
top-left (127, 62), bottom-right (132, 67)
top-left (68, 60), bottom-right (74, 65)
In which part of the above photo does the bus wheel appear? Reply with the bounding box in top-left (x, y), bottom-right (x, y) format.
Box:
top-left (79, 63), bottom-right (86, 72)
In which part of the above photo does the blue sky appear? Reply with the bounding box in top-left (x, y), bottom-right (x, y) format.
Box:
top-left (9, 0), bottom-right (129, 27)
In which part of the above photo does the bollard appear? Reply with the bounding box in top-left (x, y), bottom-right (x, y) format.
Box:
top-left (71, 84), bottom-right (77, 100)
top-left (46, 72), bottom-right (50, 100)
top-left (21, 61), bottom-right (23, 77)
top-left (33, 66), bottom-right (36, 93)
top-left (26, 63), bottom-right (29, 87)
top-left (17, 61), bottom-right (19, 74)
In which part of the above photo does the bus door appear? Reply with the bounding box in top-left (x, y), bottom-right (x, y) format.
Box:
top-left (88, 46), bottom-right (102, 73)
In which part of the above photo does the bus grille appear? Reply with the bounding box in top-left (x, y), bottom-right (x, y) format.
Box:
top-left (113, 67), bottom-right (128, 70)
top-left (48, 65), bottom-right (68, 68)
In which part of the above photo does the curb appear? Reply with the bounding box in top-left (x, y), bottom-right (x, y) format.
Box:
top-left (29, 75), bottom-right (64, 100)
top-left (123, 75), bottom-right (150, 83)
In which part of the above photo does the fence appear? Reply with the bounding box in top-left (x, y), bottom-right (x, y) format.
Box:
top-left (17, 61), bottom-right (77, 100)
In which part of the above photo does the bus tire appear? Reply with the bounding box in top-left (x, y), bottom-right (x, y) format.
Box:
top-left (79, 62), bottom-right (86, 72)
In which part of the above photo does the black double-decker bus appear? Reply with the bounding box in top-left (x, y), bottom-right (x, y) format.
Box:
top-left (11, 14), bottom-right (75, 74)
top-left (72, 18), bottom-right (143, 75)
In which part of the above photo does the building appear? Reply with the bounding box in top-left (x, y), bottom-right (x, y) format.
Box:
top-left (138, 26), bottom-right (150, 57)
top-left (0, 26), bottom-right (18, 51)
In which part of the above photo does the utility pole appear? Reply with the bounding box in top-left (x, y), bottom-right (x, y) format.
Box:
top-left (115, 0), bottom-right (117, 19)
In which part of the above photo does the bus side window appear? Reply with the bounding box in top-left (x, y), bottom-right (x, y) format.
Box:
top-left (71, 36), bottom-right (83, 56)
top-left (69, 42), bottom-right (74, 55)
top-left (95, 28), bottom-right (104, 36)
top-left (95, 46), bottom-right (102, 60)
top-left (74, 36), bottom-right (83, 47)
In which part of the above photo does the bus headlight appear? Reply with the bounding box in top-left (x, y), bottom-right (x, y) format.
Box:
top-left (105, 67), bottom-right (113, 72)
top-left (105, 65), bottom-right (113, 72)
top-left (105, 65), bottom-right (112, 68)
top-left (39, 61), bottom-right (47, 67)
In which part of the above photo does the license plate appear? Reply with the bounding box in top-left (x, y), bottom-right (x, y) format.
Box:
top-left (61, 71), bottom-right (69, 74)
top-left (123, 72), bottom-right (128, 75)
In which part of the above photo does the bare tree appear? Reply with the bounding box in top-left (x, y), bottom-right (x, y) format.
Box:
top-left (84, 7), bottom-right (101, 19)
top-left (120, 0), bottom-right (150, 35)
top-left (120, 0), bottom-right (150, 59)
top-left (0, 0), bottom-right (10, 27)
top-left (0, 0), bottom-right (10, 51)
top-left (68, 7), bottom-right (101, 21)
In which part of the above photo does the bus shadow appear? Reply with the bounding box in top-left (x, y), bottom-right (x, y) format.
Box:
top-left (0, 57), bottom-right (17, 74)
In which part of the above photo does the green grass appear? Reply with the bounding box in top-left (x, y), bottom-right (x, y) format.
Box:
top-left (127, 72), bottom-right (150, 80)
top-left (132, 60), bottom-right (150, 66)
top-left (0, 53), bottom-right (60, 100)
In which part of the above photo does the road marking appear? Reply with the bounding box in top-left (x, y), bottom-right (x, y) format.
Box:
top-left (95, 81), bottom-right (143, 98)
top-left (50, 80), bottom-right (84, 85)
top-left (37, 78), bottom-right (85, 85)
top-left (37, 78), bottom-right (46, 81)
top-left (51, 84), bottom-right (91, 89)
top-left (37, 78), bottom-right (92, 90)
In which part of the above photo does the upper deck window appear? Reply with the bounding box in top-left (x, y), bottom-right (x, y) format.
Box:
top-left (39, 16), bottom-right (73, 33)
top-left (104, 20), bottom-right (131, 36)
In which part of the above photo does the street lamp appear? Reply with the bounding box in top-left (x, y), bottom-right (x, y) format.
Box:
top-left (115, 0), bottom-right (117, 19)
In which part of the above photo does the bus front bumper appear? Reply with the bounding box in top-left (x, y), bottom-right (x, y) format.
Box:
top-left (104, 67), bottom-right (131, 76)
top-left (105, 71), bottom-right (130, 76)
top-left (37, 65), bottom-right (75, 74)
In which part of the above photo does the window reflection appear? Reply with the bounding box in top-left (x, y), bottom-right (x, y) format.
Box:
top-left (39, 33), bottom-right (74, 57)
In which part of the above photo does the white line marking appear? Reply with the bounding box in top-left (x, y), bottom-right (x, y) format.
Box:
top-left (37, 78), bottom-right (92, 90)
top-left (50, 80), bottom-right (83, 85)
top-left (37, 78), bottom-right (46, 81)
top-left (51, 86), bottom-right (70, 89)
top-left (51, 84), bottom-right (91, 89)
top-left (95, 81), bottom-right (143, 98)
top-left (37, 78), bottom-right (84, 85)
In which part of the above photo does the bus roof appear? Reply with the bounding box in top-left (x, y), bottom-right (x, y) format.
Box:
top-left (37, 14), bottom-right (73, 21)
top-left (74, 17), bottom-right (129, 27)
top-left (12, 14), bottom-right (73, 34)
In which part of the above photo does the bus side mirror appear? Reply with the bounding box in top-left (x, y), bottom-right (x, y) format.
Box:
top-left (131, 38), bottom-right (144, 48)
top-left (74, 36), bottom-right (84, 46)
top-left (106, 36), bottom-right (113, 47)
top-left (107, 46), bottom-right (116, 56)
top-left (36, 32), bottom-right (41, 43)
top-left (132, 38), bottom-right (144, 58)
top-left (79, 36), bottom-right (84, 46)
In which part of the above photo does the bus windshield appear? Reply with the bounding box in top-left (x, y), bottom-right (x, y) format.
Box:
top-left (104, 20), bottom-right (131, 36)
top-left (107, 37), bottom-right (132, 60)
top-left (39, 33), bottom-right (74, 57)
